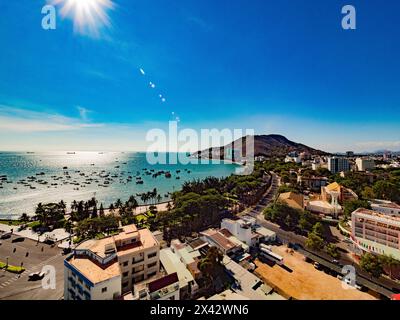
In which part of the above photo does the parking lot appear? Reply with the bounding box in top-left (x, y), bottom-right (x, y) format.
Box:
top-left (254, 245), bottom-right (377, 300)
top-left (0, 235), bottom-right (65, 300)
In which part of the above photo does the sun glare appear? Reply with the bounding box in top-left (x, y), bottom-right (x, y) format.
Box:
top-left (51, 0), bottom-right (115, 36)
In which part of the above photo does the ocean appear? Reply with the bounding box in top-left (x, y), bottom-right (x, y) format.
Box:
top-left (0, 152), bottom-right (238, 219)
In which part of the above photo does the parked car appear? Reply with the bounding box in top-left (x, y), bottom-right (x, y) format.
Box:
top-left (314, 262), bottom-right (322, 270)
top-left (28, 272), bottom-right (45, 281)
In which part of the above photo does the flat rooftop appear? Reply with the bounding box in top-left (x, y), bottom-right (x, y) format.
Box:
top-left (354, 208), bottom-right (400, 223)
top-left (68, 257), bottom-right (120, 285)
top-left (117, 228), bottom-right (159, 257)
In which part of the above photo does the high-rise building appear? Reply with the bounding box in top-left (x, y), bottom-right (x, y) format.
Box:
top-left (356, 158), bottom-right (375, 171)
top-left (351, 208), bottom-right (400, 260)
top-left (327, 157), bottom-right (350, 174)
top-left (64, 224), bottom-right (160, 300)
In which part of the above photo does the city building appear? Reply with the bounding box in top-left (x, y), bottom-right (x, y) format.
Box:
top-left (321, 182), bottom-right (358, 204)
top-left (351, 208), bottom-right (400, 260)
top-left (220, 217), bottom-right (276, 247)
top-left (278, 192), bottom-right (304, 210)
top-left (200, 228), bottom-right (242, 255)
top-left (64, 224), bottom-right (160, 300)
top-left (159, 240), bottom-right (200, 298)
top-left (370, 200), bottom-right (400, 216)
top-left (306, 200), bottom-right (343, 217)
top-left (297, 175), bottom-right (328, 191)
top-left (284, 151), bottom-right (301, 164)
top-left (356, 158), bottom-right (375, 171)
top-left (129, 272), bottom-right (180, 300)
top-left (327, 157), bottom-right (350, 174)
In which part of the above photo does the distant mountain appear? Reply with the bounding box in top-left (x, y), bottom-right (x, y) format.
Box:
top-left (194, 134), bottom-right (328, 159)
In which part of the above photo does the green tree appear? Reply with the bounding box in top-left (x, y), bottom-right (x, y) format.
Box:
top-left (381, 255), bottom-right (400, 279)
top-left (312, 222), bottom-right (324, 237)
top-left (361, 186), bottom-right (375, 200)
top-left (326, 243), bottom-right (340, 259)
top-left (360, 253), bottom-right (384, 278)
top-left (305, 231), bottom-right (325, 251)
top-left (343, 199), bottom-right (371, 218)
top-left (373, 180), bottom-right (400, 202)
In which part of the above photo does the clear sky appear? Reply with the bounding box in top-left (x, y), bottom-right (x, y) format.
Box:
top-left (0, 0), bottom-right (399, 152)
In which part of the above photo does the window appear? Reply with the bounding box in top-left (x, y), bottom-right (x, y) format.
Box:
top-left (123, 271), bottom-right (129, 277)
top-left (102, 287), bottom-right (108, 293)
top-left (133, 265), bottom-right (144, 273)
top-left (122, 261), bottom-right (129, 267)
top-left (122, 282), bottom-right (129, 288)
top-left (147, 262), bottom-right (157, 269)
top-left (147, 252), bottom-right (157, 259)
top-left (148, 271), bottom-right (157, 278)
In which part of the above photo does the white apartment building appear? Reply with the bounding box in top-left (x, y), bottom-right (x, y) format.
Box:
top-left (327, 157), bottom-right (350, 174)
top-left (370, 200), bottom-right (400, 216)
top-left (351, 208), bottom-right (400, 260)
top-left (64, 224), bottom-right (160, 300)
top-left (220, 217), bottom-right (276, 247)
top-left (356, 158), bottom-right (375, 171)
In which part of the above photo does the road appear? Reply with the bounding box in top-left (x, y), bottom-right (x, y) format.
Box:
top-left (244, 172), bottom-right (400, 298)
top-left (0, 235), bottom-right (65, 300)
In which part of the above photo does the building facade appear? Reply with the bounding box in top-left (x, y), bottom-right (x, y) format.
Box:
top-left (327, 157), bottom-right (350, 174)
top-left (64, 224), bottom-right (160, 300)
top-left (356, 158), bottom-right (375, 171)
top-left (351, 208), bottom-right (400, 260)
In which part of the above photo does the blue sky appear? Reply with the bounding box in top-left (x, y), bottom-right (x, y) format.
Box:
top-left (0, 0), bottom-right (399, 152)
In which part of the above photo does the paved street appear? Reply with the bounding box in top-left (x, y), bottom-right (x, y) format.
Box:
top-left (245, 172), bottom-right (400, 298)
top-left (0, 235), bottom-right (65, 300)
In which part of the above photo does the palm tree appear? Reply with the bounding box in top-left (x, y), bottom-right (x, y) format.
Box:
top-left (383, 255), bottom-right (400, 279)
top-left (115, 199), bottom-right (122, 208)
top-left (58, 200), bottom-right (66, 214)
top-left (19, 213), bottom-right (30, 223)
top-left (156, 194), bottom-right (162, 204)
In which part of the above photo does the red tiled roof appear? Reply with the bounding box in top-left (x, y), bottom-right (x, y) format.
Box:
top-left (148, 272), bottom-right (179, 293)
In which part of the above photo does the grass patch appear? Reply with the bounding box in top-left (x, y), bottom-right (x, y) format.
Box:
top-left (0, 219), bottom-right (23, 226)
top-left (0, 261), bottom-right (25, 274)
top-left (136, 214), bottom-right (148, 223)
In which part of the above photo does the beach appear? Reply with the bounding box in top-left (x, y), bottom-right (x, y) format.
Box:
top-left (0, 151), bottom-right (238, 218)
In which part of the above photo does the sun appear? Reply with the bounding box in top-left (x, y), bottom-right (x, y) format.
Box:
top-left (51, 0), bottom-right (115, 36)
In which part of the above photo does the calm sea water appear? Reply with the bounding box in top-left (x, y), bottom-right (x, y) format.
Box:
top-left (0, 152), bottom-right (238, 218)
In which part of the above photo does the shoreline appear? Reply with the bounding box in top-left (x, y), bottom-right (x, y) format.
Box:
top-left (0, 201), bottom-right (174, 222)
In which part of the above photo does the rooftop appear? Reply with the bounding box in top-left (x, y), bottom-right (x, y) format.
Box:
top-left (326, 182), bottom-right (341, 192)
top-left (68, 257), bottom-right (121, 285)
top-left (278, 192), bottom-right (304, 210)
top-left (148, 272), bottom-right (179, 293)
top-left (160, 248), bottom-right (196, 287)
top-left (353, 208), bottom-right (400, 223)
top-left (201, 229), bottom-right (238, 251)
top-left (188, 238), bottom-right (208, 251)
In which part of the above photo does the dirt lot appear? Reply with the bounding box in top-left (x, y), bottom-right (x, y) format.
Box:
top-left (254, 246), bottom-right (376, 300)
